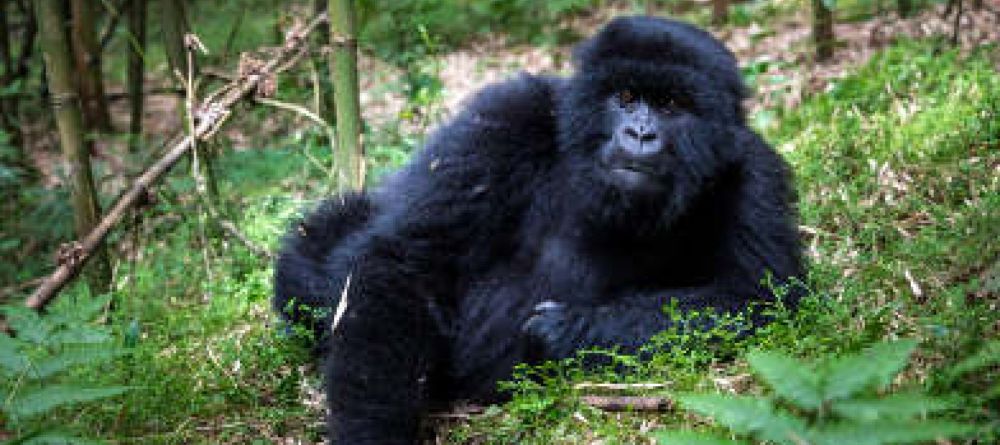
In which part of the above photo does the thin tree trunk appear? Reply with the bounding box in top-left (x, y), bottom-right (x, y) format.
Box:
top-left (69, 0), bottom-right (113, 132)
top-left (897, 0), bottom-right (914, 17)
top-left (328, 0), bottom-right (364, 189)
top-left (127, 0), bottom-right (145, 152)
top-left (35, 0), bottom-right (111, 292)
top-left (161, 0), bottom-right (218, 209)
top-left (13, 0), bottom-right (36, 80)
top-left (711, 0), bottom-right (729, 24)
top-left (313, 0), bottom-right (335, 122)
top-left (161, 0), bottom-right (193, 81)
top-left (0, 3), bottom-right (20, 158)
top-left (812, 0), bottom-right (835, 61)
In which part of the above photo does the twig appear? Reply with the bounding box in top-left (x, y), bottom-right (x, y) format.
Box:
top-left (573, 382), bottom-right (670, 391)
top-left (578, 395), bottom-right (674, 412)
top-left (255, 97), bottom-right (336, 177)
top-left (25, 12), bottom-right (329, 311)
top-left (0, 278), bottom-right (45, 299)
top-left (99, 0), bottom-right (128, 50)
top-left (219, 220), bottom-right (273, 260)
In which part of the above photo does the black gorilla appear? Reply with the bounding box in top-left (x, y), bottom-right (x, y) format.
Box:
top-left (274, 16), bottom-right (801, 444)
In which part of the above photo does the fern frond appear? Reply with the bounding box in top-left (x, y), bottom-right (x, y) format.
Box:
top-left (807, 419), bottom-right (975, 445)
top-left (746, 350), bottom-right (823, 409)
top-left (830, 393), bottom-right (955, 421)
top-left (30, 347), bottom-right (126, 380)
top-left (949, 340), bottom-right (1000, 378)
top-left (822, 340), bottom-right (917, 401)
top-left (4, 385), bottom-right (130, 419)
top-left (678, 394), bottom-right (807, 445)
top-left (655, 430), bottom-right (749, 445)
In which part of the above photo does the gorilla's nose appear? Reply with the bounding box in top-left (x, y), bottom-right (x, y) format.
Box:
top-left (623, 124), bottom-right (657, 143)
top-left (617, 123), bottom-right (665, 161)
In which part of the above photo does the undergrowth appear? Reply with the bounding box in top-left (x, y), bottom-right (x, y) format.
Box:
top-left (0, 30), bottom-right (995, 445)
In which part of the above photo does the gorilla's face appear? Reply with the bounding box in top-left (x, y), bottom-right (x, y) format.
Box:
top-left (598, 89), bottom-right (696, 195)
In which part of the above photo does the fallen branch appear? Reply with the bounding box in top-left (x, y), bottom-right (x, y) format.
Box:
top-left (573, 382), bottom-right (670, 391)
top-left (578, 395), bottom-right (674, 412)
top-left (25, 12), bottom-right (328, 311)
top-left (430, 394), bottom-right (675, 419)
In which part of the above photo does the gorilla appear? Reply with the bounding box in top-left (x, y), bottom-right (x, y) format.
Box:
top-left (274, 16), bottom-right (802, 445)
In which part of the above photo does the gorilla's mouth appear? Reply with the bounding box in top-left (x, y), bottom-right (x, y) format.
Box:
top-left (605, 163), bottom-right (665, 192)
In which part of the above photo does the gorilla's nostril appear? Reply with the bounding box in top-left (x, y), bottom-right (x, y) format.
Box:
top-left (624, 127), bottom-right (639, 139)
top-left (640, 133), bottom-right (657, 143)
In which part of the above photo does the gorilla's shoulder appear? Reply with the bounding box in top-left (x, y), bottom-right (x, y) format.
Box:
top-left (452, 73), bottom-right (560, 138)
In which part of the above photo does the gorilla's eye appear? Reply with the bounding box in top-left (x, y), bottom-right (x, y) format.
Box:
top-left (618, 90), bottom-right (635, 106)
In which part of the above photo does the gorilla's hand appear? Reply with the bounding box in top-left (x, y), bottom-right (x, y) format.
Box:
top-left (522, 301), bottom-right (591, 360)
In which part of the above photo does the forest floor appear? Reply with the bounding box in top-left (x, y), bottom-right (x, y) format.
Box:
top-left (4, 2), bottom-right (999, 444)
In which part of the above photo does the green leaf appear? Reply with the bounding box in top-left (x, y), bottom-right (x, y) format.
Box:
top-left (678, 394), bottom-right (807, 445)
top-left (655, 430), bottom-right (749, 445)
top-left (820, 0), bottom-right (837, 10)
top-left (808, 420), bottom-right (975, 445)
top-left (21, 432), bottom-right (107, 445)
top-left (746, 350), bottom-right (823, 409)
top-left (830, 393), bottom-right (955, 421)
top-left (1, 307), bottom-right (50, 345)
top-left (47, 326), bottom-right (112, 345)
top-left (949, 340), bottom-right (1000, 378)
top-left (30, 347), bottom-right (125, 379)
top-left (822, 340), bottom-right (917, 401)
top-left (4, 385), bottom-right (130, 418)
top-left (0, 337), bottom-right (31, 377)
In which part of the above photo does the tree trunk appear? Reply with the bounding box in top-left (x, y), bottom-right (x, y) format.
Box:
top-left (35, 0), bottom-right (111, 292)
top-left (161, 0), bottom-right (193, 81)
top-left (312, 0), bottom-right (336, 123)
top-left (897, 0), bottom-right (914, 17)
top-left (12, 0), bottom-right (36, 80)
top-left (69, 0), bottom-right (113, 132)
top-left (127, 0), bottom-right (145, 152)
top-left (328, 0), bottom-right (364, 189)
top-left (812, 0), bottom-right (835, 61)
top-left (711, 0), bottom-right (729, 25)
top-left (0, 3), bottom-right (21, 159)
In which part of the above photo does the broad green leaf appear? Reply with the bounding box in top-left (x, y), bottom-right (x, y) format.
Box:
top-left (655, 430), bottom-right (748, 445)
top-left (830, 393), bottom-right (955, 421)
top-left (678, 394), bottom-right (807, 445)
top-left (746, 350), bottom-right (823, 409)
top-left (4, 385), bottom-right (130, 418)
top-left (822, 340), bottom-right (917, 401)
top-left (808, 420), bottom-right (975, 445)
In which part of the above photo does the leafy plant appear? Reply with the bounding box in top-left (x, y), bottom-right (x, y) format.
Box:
top-left (656, 340), bottom-right (975, 445)
top-left (0, 295), bottom-right (130, 444)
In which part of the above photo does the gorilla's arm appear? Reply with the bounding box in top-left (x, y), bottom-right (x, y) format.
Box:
top-left (524, 130), bottom-right (802, 360)
top-left (324, 74), bottom-right (557, 444)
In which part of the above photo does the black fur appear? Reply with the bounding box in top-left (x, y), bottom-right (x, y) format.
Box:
top-left (273, 16), bottom-right (802, 444)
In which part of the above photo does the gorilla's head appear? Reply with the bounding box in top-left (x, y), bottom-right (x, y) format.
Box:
top-left (557, 16), bottom-right (747, 234)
